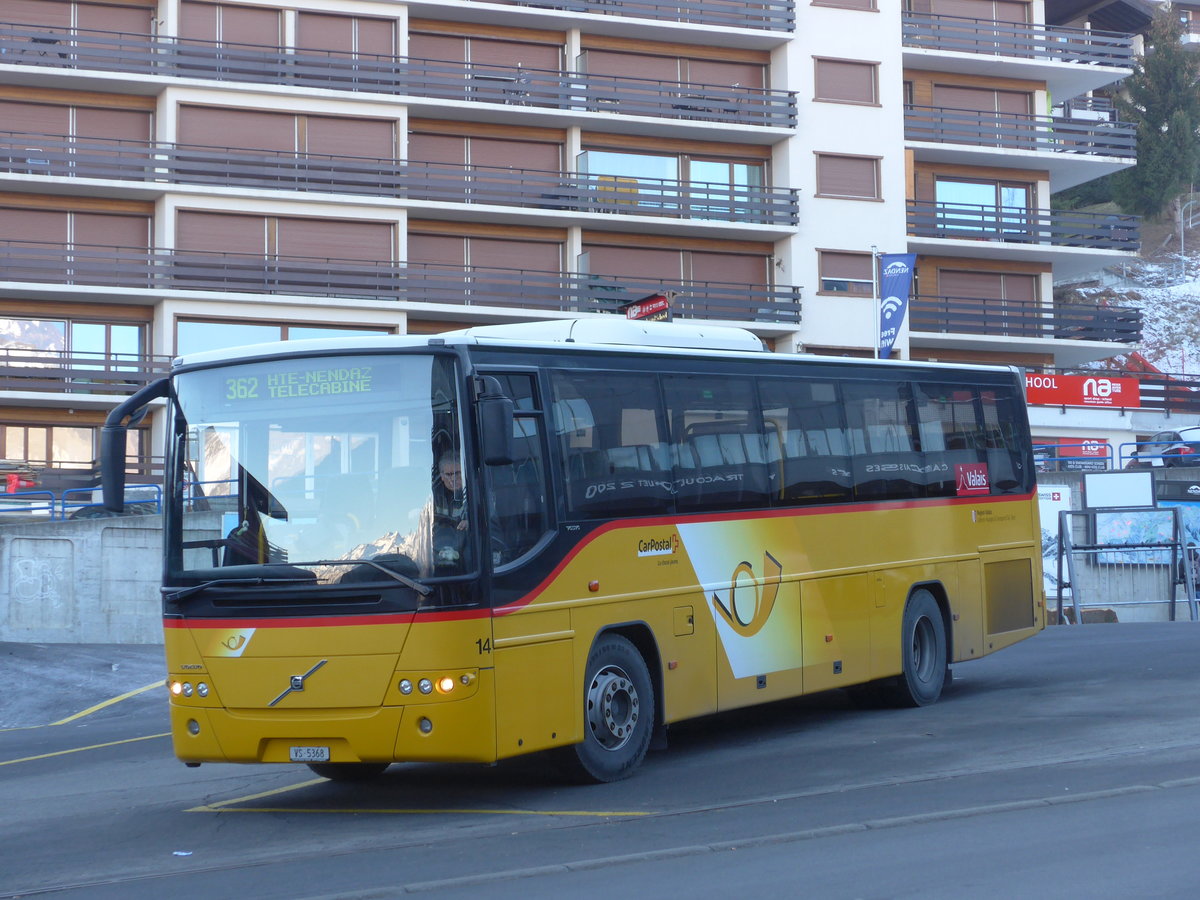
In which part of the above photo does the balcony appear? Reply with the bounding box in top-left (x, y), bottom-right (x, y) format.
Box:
top-left (463, 0), bottom-right (795, 32)
top-left (901, 13), bottom-right (1134, 98)
top-left (0, 242), bottom-right (802, 325)
top-left (0, 24), bottom-right (796, 130)
top-left (908, 200), bottom-right (1138, 249)
top-left (905, 105), bottom-right (1135, 192)
top-left (0, 131), bottom-right (799, 229)
top-left (910, 295), bottom-right (1141, 343)
top-left (0, 348), bottom-right (170, 396)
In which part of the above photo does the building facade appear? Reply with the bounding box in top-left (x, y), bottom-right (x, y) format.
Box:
top-left (0, 0), bottom-right (1143, 486)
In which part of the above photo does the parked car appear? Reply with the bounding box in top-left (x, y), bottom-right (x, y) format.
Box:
top-left (1126, 427), bottom-right (1200, 468)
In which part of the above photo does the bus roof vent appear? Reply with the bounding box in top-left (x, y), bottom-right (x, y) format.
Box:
top-left (447, 318), bottom-right (765, 353)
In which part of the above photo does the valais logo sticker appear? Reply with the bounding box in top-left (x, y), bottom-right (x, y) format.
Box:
top-left (955, 463), bottom-right (990, 496)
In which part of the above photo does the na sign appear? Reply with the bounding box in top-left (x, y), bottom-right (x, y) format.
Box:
top-left (1025, 373), bottom-right (1140, 409)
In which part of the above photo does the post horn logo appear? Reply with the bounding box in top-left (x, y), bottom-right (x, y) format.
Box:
top-left (712, 551), bottom-right (782, 638)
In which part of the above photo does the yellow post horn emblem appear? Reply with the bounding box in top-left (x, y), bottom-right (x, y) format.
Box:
top-left (713, 551), bottom-right (782, 637)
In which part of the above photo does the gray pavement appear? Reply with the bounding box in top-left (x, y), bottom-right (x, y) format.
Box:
top-left (0, 641), bottom-right (165, 729)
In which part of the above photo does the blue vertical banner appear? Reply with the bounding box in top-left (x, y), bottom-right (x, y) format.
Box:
top-left (877, 253), bottom-right (916, 360)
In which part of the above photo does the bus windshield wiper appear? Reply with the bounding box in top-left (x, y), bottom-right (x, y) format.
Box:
top-left (306, 559), bottom-right (434, 597)
top-left (164, 576), bottom-right (313, 603)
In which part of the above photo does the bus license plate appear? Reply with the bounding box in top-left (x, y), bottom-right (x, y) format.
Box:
top-left (289, 746), bottom-right (329, 763)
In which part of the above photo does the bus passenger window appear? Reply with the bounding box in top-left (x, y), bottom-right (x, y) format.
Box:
top-left (843, 381), bottom-right (924, 501)
top-left (488, 415), bottom-right (550, 566)
top-left (664, 374), bottom-right (771, 512)
top-left (550, 371), bottom-right (672, 518)
top-left (759, 378), bottom-right (852, 505)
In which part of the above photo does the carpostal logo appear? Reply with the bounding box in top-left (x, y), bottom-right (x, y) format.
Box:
top-left (637, 534), bottom-right (680, 558)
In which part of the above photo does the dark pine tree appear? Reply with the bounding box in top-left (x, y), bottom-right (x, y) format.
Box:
top-left (1113, 6), bottom-right (1200, 220)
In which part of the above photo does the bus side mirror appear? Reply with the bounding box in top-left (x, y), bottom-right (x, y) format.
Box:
top-left (476, 377), bottom-right (514, 466)
top-left (101, 378), bottom-right (169, 512)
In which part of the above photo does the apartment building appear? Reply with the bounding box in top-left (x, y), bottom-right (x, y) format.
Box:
top-left (0, 0), bottom-right (1141, 486)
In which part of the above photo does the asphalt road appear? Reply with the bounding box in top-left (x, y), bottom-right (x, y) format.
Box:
top-left (2, 624), bottom-right (1200, 899)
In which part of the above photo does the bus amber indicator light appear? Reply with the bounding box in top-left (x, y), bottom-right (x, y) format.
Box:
top-left (955, 463), bottom-right (990, 496)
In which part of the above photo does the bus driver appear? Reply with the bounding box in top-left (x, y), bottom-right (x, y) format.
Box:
top-left (432, 451), bottom-right (468, 565)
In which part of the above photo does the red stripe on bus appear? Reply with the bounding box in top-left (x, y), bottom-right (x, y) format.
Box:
top-left (492, 491), bottom-right (1036, 616)
top-left (163, 608), bottom-right (489, 629)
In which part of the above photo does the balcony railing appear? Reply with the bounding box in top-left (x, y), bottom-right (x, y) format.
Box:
top-left (902, 12), bottom-right (1134, 67)
top-left (0, 131), bottom-right (799, 226)
top-left (470, 0), bottom-right (795, 31)
top-left (0, 348), bottom-right (170, 395)
top-left (0, 24), bottom-right (796, 128)
top-left (907, 201), bottom-right (1140, 251)
top-left (0, 242), bottom-right (802, 325)
top-left (910, 295), bottom-right (1142, 344)
top-left (904, 106), bottom-right (1136, 159)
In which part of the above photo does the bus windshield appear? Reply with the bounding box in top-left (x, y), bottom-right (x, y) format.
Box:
top-left (171, 352), bottom-right (472, 583)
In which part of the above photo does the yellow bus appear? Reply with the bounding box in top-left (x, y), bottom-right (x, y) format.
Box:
top-left (102, 318), bottom-right (1044, 782)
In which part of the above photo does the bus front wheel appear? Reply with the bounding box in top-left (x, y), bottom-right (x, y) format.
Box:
top-left (567, 634), bottom-right (655, 783)
top-left (885, 589), bottom-right (947, 708)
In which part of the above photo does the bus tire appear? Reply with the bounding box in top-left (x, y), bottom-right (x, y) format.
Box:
top-left (307, 762), bottom-right (390, 781)
top-left (567, 634), bottom-right (655, 783)
top-left (884, 589), bottom-right (947, 708)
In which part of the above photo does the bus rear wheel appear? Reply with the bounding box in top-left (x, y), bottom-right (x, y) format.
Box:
top-left (308, 762), bottom-right (390, 782)
top-left (884, 589), bottom-right (947, 708)
top-left (566, 634), bottom-right (655, 783)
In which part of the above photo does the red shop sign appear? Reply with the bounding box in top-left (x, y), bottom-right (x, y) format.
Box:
top-left (1024, 374), bottom-right (1141, 408)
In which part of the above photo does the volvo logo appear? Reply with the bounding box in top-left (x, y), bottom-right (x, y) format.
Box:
top-left (269, 659), bottom-right (328, 707)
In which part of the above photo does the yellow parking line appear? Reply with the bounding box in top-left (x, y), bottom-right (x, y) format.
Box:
top-left (194, 805), bottom-right (651, 816)
top-left (188, 776), bottom-right (649, 817)
top-left (186, 778), bottom-right (328, 811)
top-left (50, 679), bottom-right (166, 726)
top-left (0, 732), bottom-right (170, 767)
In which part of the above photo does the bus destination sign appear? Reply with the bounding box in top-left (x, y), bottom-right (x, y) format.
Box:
top-left (224, 365), bottom-right (374, 402)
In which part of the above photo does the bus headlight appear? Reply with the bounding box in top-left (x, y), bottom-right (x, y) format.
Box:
top-left (418, 678), bottom-right (433, 695)
top-left (436, 676), bottom-right (455, 694)
top-left (399, 679), bottom-right (413, 695)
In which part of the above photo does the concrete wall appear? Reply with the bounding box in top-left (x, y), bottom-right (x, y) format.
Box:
top-left (0, 512), bottom-right (219, 645)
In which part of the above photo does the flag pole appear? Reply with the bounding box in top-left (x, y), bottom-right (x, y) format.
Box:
top-left (871, 244), bottom-right (880, 359)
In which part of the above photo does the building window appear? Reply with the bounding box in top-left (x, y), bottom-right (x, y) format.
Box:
top-left (815, 153), bottom-right (881, 200)
top-left (934, 178), bottom-right (1031, 235)
top-left (814, 58), bottom-right (879, 105)
top-left (0, 317), bottom-right (144, 361)
top-left (813, 0), bottom-right (878, 10)
top-left (577, 150), bottom-right (766, 215)
top-left (818, 251), bottom-right (874, 295)
top-left (175, 320), bottom-right (393, 356)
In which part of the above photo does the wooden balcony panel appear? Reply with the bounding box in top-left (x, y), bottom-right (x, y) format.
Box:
top-left (0, 243), bottom-right (802, 323)
top-left (910, 295), bottom-right (1142, 343)
top-left (469, 0), bottom-right (795, 31)
top-left (0, 25), bottom-right (796, 128)
top-left (0, 349), bottom-right (170, 395)
top-left (0, 132), bottom-right (799, 225)
top-left (902, 13), bottom-right (1134, 66)
top-left (904, 106), bottom-right (1136, 159)
top-left (906, 201), bottom-right (1140, 252)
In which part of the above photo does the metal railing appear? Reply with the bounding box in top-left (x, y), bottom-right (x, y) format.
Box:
top-left (470, 0), bottom-right (794, 30)
top-left (1033, 442), bottom-right (1114, 472)
top-left (0, 24), bottom-right (796, 128)
top-left (902, 12), bottom-right (1135, 67)
top-left (0, 348), bottom-right (170, 395)
top-left (0, 130), bottom-right (798, 226)
top-left (0, 484), bottom-right (160, 520)
top-left (904, 105), bottom-right (1136, 159)
top-left (910, 295), bottom-right (1142, 343)
top-left (0, 241), bottom-right (802, 324)
top-left (907, 200), bottom-right (1140, 251)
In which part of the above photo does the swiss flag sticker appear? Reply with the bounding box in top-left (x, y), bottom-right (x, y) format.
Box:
top-left (955, 462), bottom-right (990, 496)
